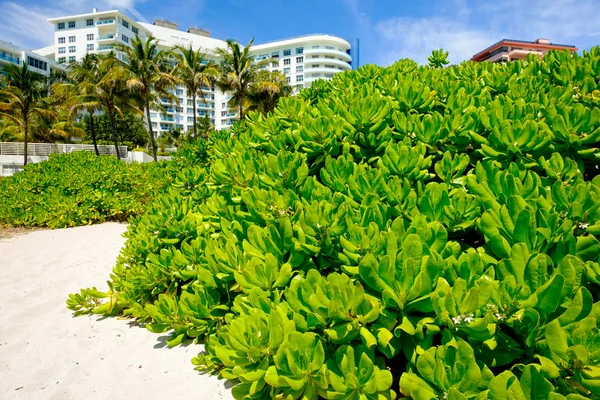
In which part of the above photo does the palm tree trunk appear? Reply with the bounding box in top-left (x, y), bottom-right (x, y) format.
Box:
top-left (108, 110), bottom-right (121, 159)
top-left (239, 101), bottom-right (243, 122)
top-left (192, 93), bottom-right (197, 140)
top-left (145, 99), bottom-right (158, 162)
top-left (89, 112), bottom-right (99, 156)
top-left (23, 116), bottom-right (28, 166)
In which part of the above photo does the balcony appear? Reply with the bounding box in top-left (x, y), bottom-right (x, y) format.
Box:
top-left (0, 53), bottom-right (20, 65)
top-left (305, 57), bottom-right (351, 70)
top-left (96, 45), bottom-right (115, 52)
top-left (304, 47), bottom-right (351, 61)
top-left (160, 116), bottom-right (175, 122)
top-left (97, 34), bottom-right (115, 41)
top-left (96, 19), bottom-right (115, 26)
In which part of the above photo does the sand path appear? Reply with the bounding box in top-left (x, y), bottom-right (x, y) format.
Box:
top-left (0, 223), bottom-right (232, 400)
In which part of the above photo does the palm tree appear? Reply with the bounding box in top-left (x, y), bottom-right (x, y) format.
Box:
top-left (0, 63), bottom-right (53, 165)
top-left (173, 45), bottom-right (218, 139)
top-left (116, 36), bottom-right (177, 161)
top-left (247, 70), bottom-right (292, 115)
top-left (54, 53), bottom-right (104, 155)
top-left (214, 38), bottom-right (272, 121)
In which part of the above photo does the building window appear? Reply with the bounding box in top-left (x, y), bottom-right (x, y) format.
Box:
top-left (68, 56), bottom-right (76, 62)
top-left (312, 45), bottom-right (320, 49)
top-left (122, 20), bottom-right (129, 29)
top-left (187, 99), bottom-right (194, 106)
top-left (69, 36), bottom-right (76, 43)
top-left (121, 34), bottom-right (129, 43)
top-left (68, 21), bottom-right (76, 28)
top-left (296, 56), bottom-right (304, 63)
top-left (286, 76), bottom-right (291, 83)
top-left (296, 47), bottom-right (304, 54)
top-left (271, 51), bottom-right (279, 58)
top-left (187, 117), bottom-right (194, 123)
top-left (283, 49), bottom-right (291, 56)
top-left (296, 65), bottom-right (303, 72)
top-left (58, 22), bottom-right (65, 30)
top-left (58, 47), bottom-right (66, 54)
top-left (58, 57), bottom-right (66, 63)
top-left (283, 67), bottom-right (290, 74)
top-left (87, 34), bottom-right (94, 41)
top-left (296, 75), bottom-right (304, 82)
top-left (132, 26), bottom-right (138, 35)
top-left (69, 46), bottom-right (76, 53)
top-left (283, 58), bottom-right (290, 65)
top-left (176, 89), bottom-right (184, 96)
top-left (28, 56), bottom-right (47, 71)
top-left (86, 18), bottom-right (94, 26)
top-left (87, 44), bottom-right (94, 51)
top-left (312, 64), bottom-right (320, 68)
top-left (58, 37), bottom-right (65, 44)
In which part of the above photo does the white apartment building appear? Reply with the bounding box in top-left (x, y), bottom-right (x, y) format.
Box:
top-left (44, 8), bottom-right (352, 133)
top-left (0, 39), bottom-right (64, 77)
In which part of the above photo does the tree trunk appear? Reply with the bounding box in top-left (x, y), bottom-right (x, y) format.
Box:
top-left (239, 101), bottom-right (243, 122)
top-left (108, 110), bottom-right (121, 159)
top-left (89, 112), bottom-right (99, 156)
top-left (192, 93), bottom-right (197, 140)
top-left (145, 99), bottom-right (158, 162)
top-left (23, 116), bottom-right (28, 166)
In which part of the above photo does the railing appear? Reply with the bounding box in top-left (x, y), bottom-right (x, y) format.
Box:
top-left (97, 34), bottom-right (115, 40)
top-left (96, 19), bottom-right (115, 25)
top-left (97, 45), bottom-right (115, 51)
top-left (0, 142), bottom-right (127, 158)
top-left (0, 53), bottom-right (20, 64)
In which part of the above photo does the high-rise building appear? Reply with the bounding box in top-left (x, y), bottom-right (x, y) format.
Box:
top-left (471, 38), bottom-right (577, 63)
top-left (0, 39), bottom-right (64, 76)
top-left (45, 9), bottom-right (352, 133)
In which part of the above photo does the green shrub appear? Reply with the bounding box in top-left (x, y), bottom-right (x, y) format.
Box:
top-left (0, 151), bottom-right (175, 228)
top-left (68, 48), bottom-right (600, 399)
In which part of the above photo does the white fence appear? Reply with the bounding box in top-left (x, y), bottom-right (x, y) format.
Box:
top-left (0, 142), bottom-right (128, 158)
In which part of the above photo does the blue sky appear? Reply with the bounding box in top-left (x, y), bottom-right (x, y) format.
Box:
top-left (1, 0), bottom-right (599, 65)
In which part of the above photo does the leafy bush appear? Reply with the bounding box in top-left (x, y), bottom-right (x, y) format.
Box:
top-left (82, 112), bottom-right (149, 148)
top-left (0, 151), bottom-right (175, 228)
top-left (68, 48), bottom-right (600, 399)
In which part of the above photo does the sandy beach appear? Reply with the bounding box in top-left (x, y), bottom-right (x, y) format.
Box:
top-left (0, 223), bottom-right (233, 400)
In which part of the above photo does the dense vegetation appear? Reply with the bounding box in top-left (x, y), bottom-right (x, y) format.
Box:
top-left (67, 48), bottom-right (600, 399)
top-left (0, 151), bottom-right (175, 228)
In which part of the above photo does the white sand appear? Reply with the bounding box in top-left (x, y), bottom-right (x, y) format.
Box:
top-left (0, 223), bottom-right (233, 400)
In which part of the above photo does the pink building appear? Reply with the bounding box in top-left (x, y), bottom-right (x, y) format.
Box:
top-left (471, 38), bottom-right (577, 62)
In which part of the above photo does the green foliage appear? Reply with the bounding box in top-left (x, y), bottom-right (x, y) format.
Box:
top-left (68, 48), bottom-right (600, 399)
top-left (82, 112), bottom-right (149, 149)
top-left (0, 151), bottom-right (174, 228)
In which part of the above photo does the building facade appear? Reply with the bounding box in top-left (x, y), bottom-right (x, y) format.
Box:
top-left (471, 38), bottom-right (577, 63)
top-left (45, 9), bottom-right (352, 133)
top-left (0, 39), bottom-right (64, 77)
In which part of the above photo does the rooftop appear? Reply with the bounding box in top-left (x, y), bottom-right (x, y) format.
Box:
top-left (472, 38), bottom-right (577, 59)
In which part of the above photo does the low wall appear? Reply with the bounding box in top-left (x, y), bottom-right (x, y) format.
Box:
top-left (0, 155), bottom-right (49, 177)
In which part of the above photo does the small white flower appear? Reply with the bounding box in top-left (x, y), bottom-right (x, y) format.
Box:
top-left (257, 331), bottom-right (262, 338)
top-left (278, 172), bottom-right (283, 177)
top-left (452, 315), bottom-right (463, 325)
top-left (579, 222), bottom-right (589, 230)
top-left (495, 313), bottom-right (505, 322)
top-left (316, 223), bottom-right (323, 229)
top-left (442, 392), bottom-right (448, 400)
top-left (463, 314), bottom-right (475, 324)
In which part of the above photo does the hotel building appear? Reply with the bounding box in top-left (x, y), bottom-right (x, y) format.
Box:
top-left (0, 39), bottom-right (64, 77)
top-left (471, 38), bottom-right (577, 63)
top-left (43, 9), bottom-right (353, 133)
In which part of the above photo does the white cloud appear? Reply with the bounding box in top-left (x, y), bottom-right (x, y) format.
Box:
top-left (0, 0), bottom-right (147, 50)
top-left (374, 0), bottom-right (600, 66)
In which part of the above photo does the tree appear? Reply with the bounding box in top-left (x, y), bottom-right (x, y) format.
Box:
top-left (173, 45), bottom-right (218, 139)
top-left (428, 49), bottom-right (450, 69)
top-left (0, 63), bottom-right (53, 165)
top-left (81, 112), bottom-right (148, 149)
top-left (214, 38), bottom-right (272, 121)
top-left (247, 70), bottom-right (292, 115)
top-left (116, 36), bottom-right (177, 162)
top-left (54, 53), bottom-right (105, 155)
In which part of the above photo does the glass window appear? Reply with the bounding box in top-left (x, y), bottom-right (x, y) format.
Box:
top-left (283, 58), bottom-right (290, 65)
top-left (132, 26), bottom-right (138, 35)
top-left (86, 19), bottom-right (94, 26)
top-left (87, 34), bottom-right (94, 41)
top-left (68, 56), bottom-right (76, 62)
top-left (283, 67), bottom-right (290, 74)
top-left (283, 49), bottom-right (291, 56)
top-left (286, 76), bottom-right (291, 83)
top-left (296, 47), bottom-right (303, 54)
top-left (69, 46), bottom-right (76, 53)
top-left (27, 56), bottom-right (47, 71)
top-left (296, 65), bottom-right (303, 72)
top-left (271, 51), bottom-right (279, 58)
top-left (69, 36), bottom-right (75, 43)
top-left (68, 21), bottom-right (75, 28)
top-left (58, 37), bottom-right (65, 44)
top-left (296, 56), bottom-right (304, 63)
top-left (87, 44), bottom-right (94, 51)
top-left (176, 89), bottom-right (184, 96)
top-left (58, 57), bottom-right (66, 63)
top-left (58, 22), bottom-right (65, 30)
top-left (271, 61), bottom-right (278, 68)
top-left (121, 34), bottom-right (129, 43)
top-left (58, 47), bottom-right (66, 54)
top-left (312, 45), bottom-right (319, 49)
top-left (122, 20), bottom-right (129, 29)
top-left (296, 75), bottom-right (304, 82)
